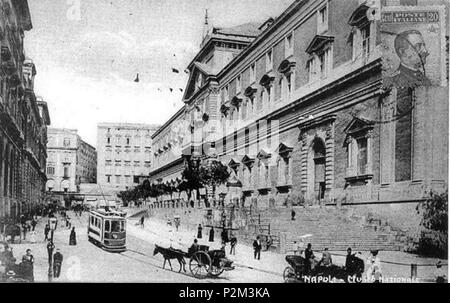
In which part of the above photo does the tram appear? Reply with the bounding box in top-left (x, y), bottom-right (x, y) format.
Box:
top-left (87, 208), bottom-right (127, 252)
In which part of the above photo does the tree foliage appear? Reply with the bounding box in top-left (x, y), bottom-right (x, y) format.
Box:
top-left (199, 161), bottom-right (230, 188)
top-left (417, 190), bottom-right (448, 233)
top-left (415, 190), bottom-right (448, 258)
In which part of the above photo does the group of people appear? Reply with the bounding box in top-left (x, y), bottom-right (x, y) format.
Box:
top-left (0, 244), bottom-right (34, 282)
top-left (46, 241), bottom-right (64, 279)
top-left (196, 224), bottom-right (238, 255)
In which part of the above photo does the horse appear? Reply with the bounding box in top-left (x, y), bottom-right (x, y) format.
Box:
top-left (153, 245), bottom-right (186, 273)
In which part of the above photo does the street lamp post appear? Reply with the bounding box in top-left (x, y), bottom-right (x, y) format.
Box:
top-left (48, 216), bottom-right (57, 243)
top-left (47, 240), bottom-right (55, 282)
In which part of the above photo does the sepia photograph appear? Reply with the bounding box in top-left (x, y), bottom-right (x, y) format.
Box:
top-left (0, 0), bottom-right (448, 288)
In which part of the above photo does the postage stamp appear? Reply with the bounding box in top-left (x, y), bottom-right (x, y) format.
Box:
top-left (381, 5), bottom-right (447, 89)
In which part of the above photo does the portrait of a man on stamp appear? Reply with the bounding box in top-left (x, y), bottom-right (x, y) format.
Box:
top-left (381, 7), bottom-right (446, 89)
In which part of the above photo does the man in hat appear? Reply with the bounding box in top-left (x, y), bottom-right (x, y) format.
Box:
top-left (53, 249), bottom-right (64, 278)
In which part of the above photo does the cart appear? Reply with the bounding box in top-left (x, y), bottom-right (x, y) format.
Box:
top-left (187, 245), bottom-right (235, 279)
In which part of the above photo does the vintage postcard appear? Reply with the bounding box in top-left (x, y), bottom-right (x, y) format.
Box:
top-left (0, 0), bottom-right (448, 290)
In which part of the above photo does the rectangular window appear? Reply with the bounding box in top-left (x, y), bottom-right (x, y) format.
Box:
top-left (266, 86), bottom-right (271, 107)
top-left (266, 49), bottom-right (273, 71)
top-left (236, 75), bottom-right (241, 93)
top-left (63, 138), bottom-right (70, 147)
top-left (106, 137), bottom-right (111, 145)
top-left (105, 160), bottom-right (112, 166)
top-left (319, 52), bottom-right (326, 78)
top-left (307, 58), bottom-right (315, 83)
top-left (47, 166), bottom-right (54, 175)
top-left (361, 24), bottom-right (371, 59)
top-left (115, 175), bottom-right (121, 184)
top-left (318, 4), bottom-right (328, 33)
top-left (286, 74), bottom-right (292, 97)
top-left (285, 34), bottom-right (293, 57)
top-left (63, 164), bottom-right (70, 178)
top-left (357, 138), bottom-right (368, 175)
top-left (250, 63), bottom-right (256, 83)
top-left (106, 175), bottom-right (111, 183)
top-left (225, 85), bottom-right (229, 101)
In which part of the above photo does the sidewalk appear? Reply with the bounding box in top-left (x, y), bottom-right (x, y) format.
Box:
top-left (129, 216), bottom-right (447, 282)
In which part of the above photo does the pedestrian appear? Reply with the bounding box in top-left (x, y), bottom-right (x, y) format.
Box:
top-left (47, 241), bottom-right (55, 265)
top-left (140, 216), bottom-right (145, 228)
top-left (31, 217), bottom-right (37, 232)
top-left (291, 208), bottom-right (296, 221)
top-left (435, 261), bottom-right (446, 283)
top-left (304, 243), bottom-right (315, 274)
top-left (221, 229), bottom-right (229, 244)
top-left (208, 227), bottom-right (215, 242)
top-left (190, 200), bottom-right (194, 208)
top-left (197, 224), bottom-right (203, 239)
top-left (53, 249), bottom-right (63, 278)
top-left (69, 227), bottom-right (77, 246)
top-left (230, 234), bottom-right (237, 255)
top-left (252, 236), bottom-right (262, 260)
top-left (22, 223), bottom-right (27, 240)
top-left (44, 224), bottom-right (50, 241)
top-left (319, 248), bottom-right (332, 267)
top-left (66, 215), bottom-right (71, 228)
top-left (366, 250), bottom-right (382, 283)
top-left (21, 249), bottom-right (34, 282)
top-left (1, 245), bottom-right (15, 272)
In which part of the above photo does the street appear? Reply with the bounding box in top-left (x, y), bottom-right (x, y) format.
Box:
top-left (4, 211), bottom-right (282, 283)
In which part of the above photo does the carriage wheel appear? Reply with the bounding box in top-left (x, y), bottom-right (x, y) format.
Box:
top-left (209, 264), bottom-right (225, 277)
top-left (189, 251), bottom-right (211, 279)
top-left (283, 266), bottom-right (296, 282)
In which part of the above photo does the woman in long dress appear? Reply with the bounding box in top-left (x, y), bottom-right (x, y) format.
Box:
top-left (69, 227), bottom-right (77, 246)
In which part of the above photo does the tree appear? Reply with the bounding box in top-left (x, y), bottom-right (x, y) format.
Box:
top-left (416, 190), bottom-right (448, 258)
top-left (179, 165), bottom-right (202, 201)
top-left (198, 160), bottom-right (230, 204)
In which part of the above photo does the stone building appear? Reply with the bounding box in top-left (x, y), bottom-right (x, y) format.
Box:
top-left (1, 0), bottom-right (51, 220)
top-left (45, 128), bottom-right (97, 203)
top-left (149, 0), bottom-right (448, 247)
top-left (97, 123), bottom-right (159, 190)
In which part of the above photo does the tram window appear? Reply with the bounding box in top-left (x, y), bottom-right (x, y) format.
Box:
top-left (91, 216), bottom-right (94, 225)
top-left (105, 221), bottom-right (110, 232)
top-left (111, 221), bottom-right (124, 232)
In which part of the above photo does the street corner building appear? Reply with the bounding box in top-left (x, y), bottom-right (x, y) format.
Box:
top-left (45, 128), bottom-right (97, 207)
top-left (148, 0), bottom-right (449, 252)
top-left (0, 0), bottom-right (51, 221)
top-left (96, 122), bottom-right (160, 194)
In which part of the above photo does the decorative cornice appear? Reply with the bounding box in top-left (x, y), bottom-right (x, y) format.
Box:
top-left (244, 84), bottom-right (258, 98)
top-left (305, 35), bottom-right (335, 54)
top-left (230, 96), bottom-right (243, 107)
top-left (259, 71), bottom-right (275, 87)
top-left (278, 58), bottom-right (296, 75)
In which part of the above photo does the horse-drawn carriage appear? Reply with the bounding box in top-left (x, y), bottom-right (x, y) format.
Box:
top-left (283, 253), bottom-right (364, 283)
top-left (153, 244), bottom-right (235, 279)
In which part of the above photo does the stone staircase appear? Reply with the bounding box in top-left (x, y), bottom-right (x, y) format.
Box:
top-left (148, 204), bottom-right (406, 252)
top-left (241, 206), bottom-right (403, 252)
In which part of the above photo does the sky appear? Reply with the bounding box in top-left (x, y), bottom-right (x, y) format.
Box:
top-left (25, 0), bottom-right (293, 146)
